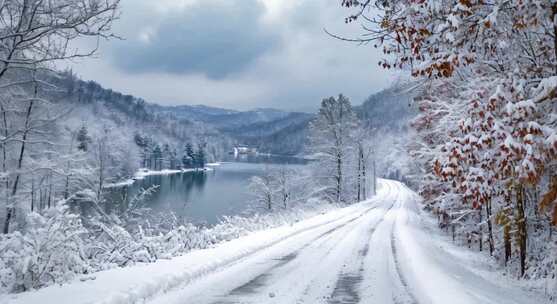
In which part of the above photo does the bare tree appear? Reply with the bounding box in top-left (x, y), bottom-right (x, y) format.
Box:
top-left (0, 0), bottom-right (119, 234)
top-left (308, 94), bottom-right (358, 203)
top-left (0, 0), bottom-right (120, 80)
top-left (248, 173), bottom-right (274, 211)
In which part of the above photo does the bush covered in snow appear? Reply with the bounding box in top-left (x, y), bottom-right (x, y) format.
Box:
top-left (0, 197), bottom-right (337, 294)
top-left (0, 203), bottom-right (89, 293)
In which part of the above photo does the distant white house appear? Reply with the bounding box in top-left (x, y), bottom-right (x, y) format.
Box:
top-left (233, 146), bottom-right (257, 156)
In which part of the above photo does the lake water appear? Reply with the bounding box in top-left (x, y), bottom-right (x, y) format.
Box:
top-left (107, 155), bottom-right (307, 226)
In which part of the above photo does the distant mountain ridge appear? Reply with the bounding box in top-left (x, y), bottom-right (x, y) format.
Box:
top-left (59, 72), bottom-right (415, 158)
top-left (61, 73), bottom-right (313, 156)
top-left (145, 101), bottom-right (316, 155)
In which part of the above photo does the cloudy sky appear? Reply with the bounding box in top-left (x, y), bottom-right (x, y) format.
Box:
top-left (69, 0), bottom-right (395, 112)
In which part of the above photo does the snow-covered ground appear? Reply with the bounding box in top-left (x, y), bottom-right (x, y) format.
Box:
top-left (104, 166), bottom-right (217, 188)
top-left (134, 167), bottom-right (213, 180)
top-left (5, 180), bottom-right (550, 304)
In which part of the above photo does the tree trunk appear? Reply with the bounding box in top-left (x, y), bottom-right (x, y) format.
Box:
top-left (552, 3), bottom-right (557, 75)
top-left (478, 208), bottom-right (483, 252)
top-left (362, 155), bottom-right (367, 200)
top-left (3, 98), bottom-right (34, 234)
top-left (31, 179), bottom-right (35, 212)
top-left (1, 103), bottom-right (9, 231)
top-left (47, 176), bottom-right (52, 208)
top-left (373, 158), bottom-right (377, 195)
top-left (64, 133), bottom-right (76, 199)
top-left (357, 148), bottom-right (361, 202)
top-left (98, 146), bottom-right (104, 201)
top-left (337, 151), bottom-right (342, 202)
top-left (486, 199), bottom-right (495, 256)
top-left (504, 223), bottom-right (511, 266)
top-left (516, 184), bottom-right (527, 277)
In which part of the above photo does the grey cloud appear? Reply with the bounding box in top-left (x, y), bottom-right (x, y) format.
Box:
top-left (71, 0), bottom-right (391, 111)
top-left (111, 0), bottom-right (280, 79)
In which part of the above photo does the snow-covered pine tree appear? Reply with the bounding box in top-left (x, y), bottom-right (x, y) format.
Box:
top-left (76, 125), bottom-right (92, 152)
top-left (184, 143), bottom-right (195, 169)
top-left (195, 144), bottom-right (206, 169)
top-left (162, 144), bottom-right (171, 170)
top-left (152, 145), bottom-right (162, 171)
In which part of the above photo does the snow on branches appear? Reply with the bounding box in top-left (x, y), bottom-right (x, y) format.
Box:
top-left (340, 0), bottom-right (557, 279)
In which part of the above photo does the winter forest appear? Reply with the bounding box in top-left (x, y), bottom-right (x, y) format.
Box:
top-left (0, 0), bottom-right (556, 303)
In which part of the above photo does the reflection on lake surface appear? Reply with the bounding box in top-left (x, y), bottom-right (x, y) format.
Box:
top-left (107, 155), bottom-right (307, 225)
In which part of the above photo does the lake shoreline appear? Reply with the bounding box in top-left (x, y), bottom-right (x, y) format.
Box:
top-left (103, 157), bottom-right (308, 226)
top-left (104, 164), bottom-right (220, 189)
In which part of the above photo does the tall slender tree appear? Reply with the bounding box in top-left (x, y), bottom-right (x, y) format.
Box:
top-left (309, 94), bottom-right (359, 203)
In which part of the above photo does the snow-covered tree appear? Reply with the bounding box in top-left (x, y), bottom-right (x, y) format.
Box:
top-left (76, 125), bottom-right (92, 152)
top-left (308, 94), bottom-right (359, 203)
top-left (248, 173), bottom-right (274, 211)
top-left (340, 0), bottom-right (557, 278)
top-left (194, 143), bottom-right (206, 169)
top-left (183, 143), bottom-right (195, 169)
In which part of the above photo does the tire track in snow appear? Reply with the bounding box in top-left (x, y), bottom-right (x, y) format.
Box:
top-left (390, 215), bottom-right (419, 304)
top-left (213, 204), bottom-right (383, 303)
top-left (326, 202), bottom-right (396, 304)
top-left (146, 201), bottom-right (381, 304)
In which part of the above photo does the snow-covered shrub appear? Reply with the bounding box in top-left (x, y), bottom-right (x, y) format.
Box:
top-left (140, 223), bottom-right (206, 259)
top-left (0, 193), bottom-right (339, 295)
top-left (87, 219), bottom-right (154, 269)
top-left (0, 202), bottom-right (88, 293)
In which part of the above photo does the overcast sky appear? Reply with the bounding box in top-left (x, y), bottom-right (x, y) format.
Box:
top-left (69, 0), bottom-right (395, 112)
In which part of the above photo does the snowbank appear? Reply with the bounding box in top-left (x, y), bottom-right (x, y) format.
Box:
top-left (393, 186), bottom-right (551, 304)
top-left (134, 168), bottom-right (212, 180)
top-left (5, 201), bottom-right (359, 304)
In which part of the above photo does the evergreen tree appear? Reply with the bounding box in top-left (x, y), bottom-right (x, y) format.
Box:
top-left (195, 144), bottom-right (206, 169)
top-left (170, 148), bottom-right (177, 169)
top-left (182, 154), bottom-right (192, 169)
top-left (133, 132), bottom-right (149, 167)
top-left (162, 143), bottom-right (171, 170)
top-left (184, 143), bottom-right (195, 168)
top-left (152, 144), bottom-right (162, 170)
top-left (76, 125), bottom-right (92, 152)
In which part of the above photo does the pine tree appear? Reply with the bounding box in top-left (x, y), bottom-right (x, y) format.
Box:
top-left (133, 132), bottom-right (149, 167)
top-left (152, 144), bottom-right (162, 171)
top-left (195, 144), bottom-right (206, 169)
top-left (76, 125), bottom-right (92, 152)
top-left (183, 143), bottom-right (195, 168)
top-left (170, 148), bottom-right (177, 169)
top-left (162, 144), bottom-right (171, 170)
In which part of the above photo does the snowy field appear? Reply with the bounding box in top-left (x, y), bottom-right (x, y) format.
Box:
top-left (4, 180), bottom-right (549, 304)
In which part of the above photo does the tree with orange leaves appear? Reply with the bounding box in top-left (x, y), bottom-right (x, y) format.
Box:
top-left (340, 0), bottom-right (557, 278)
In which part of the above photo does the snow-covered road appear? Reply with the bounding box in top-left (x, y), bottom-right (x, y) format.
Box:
top-left (6, 180), bottom-right (550, 304)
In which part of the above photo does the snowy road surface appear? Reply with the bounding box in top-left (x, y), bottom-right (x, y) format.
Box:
top-left (6, 180), bottom-right (549, 304)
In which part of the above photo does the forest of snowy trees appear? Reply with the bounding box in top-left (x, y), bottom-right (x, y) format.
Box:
top-left (308, 94), bottom-right (375, 203)
top-left (341, 0), bottom-right (557, 282)
top-left (0, 1), bottom-right (368, 293)
top-left (0, 0), bottom-right (230, 293)
top-left (2, 0), bottom-right (556, 298)
top-left (248, 94), bottom-right (376, 212)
